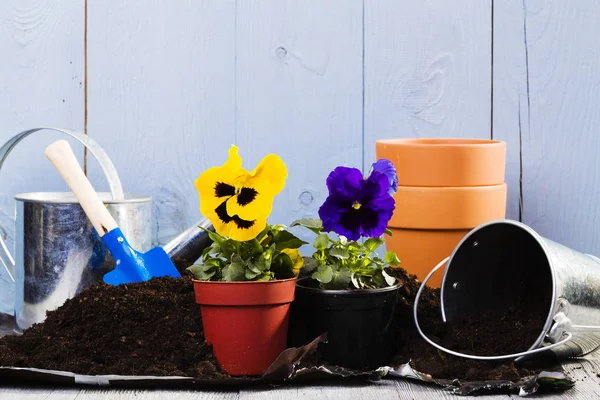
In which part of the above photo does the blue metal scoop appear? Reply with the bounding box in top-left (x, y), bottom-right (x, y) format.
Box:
top-left (45, 140), bottom-right (181, 285)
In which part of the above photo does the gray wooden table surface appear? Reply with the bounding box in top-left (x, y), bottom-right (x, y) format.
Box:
top-left (0, 354), bottom-right (599, 399)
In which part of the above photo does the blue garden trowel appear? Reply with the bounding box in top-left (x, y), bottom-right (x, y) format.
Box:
top-left (45, 140), bottom-right (181, 285)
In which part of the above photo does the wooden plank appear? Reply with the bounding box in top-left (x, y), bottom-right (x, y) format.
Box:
top-left (240, 381), bottom-right (405, 400)
top-left (492, 0), bottom-right (527, 221)
top-left (549, 357), bottom-right (600, 399)
top-left (363, 0), bottom-right (493, 170)
top-left (234, 0), bottom-right (363, 244)
top-left (0, 387), bottom-right (80, 400)
top-left (0, 1), bottom-right (85, 315)
top-left (74, 389), bottom-right (238, 400)
top-left (86, 0), bottom-right (236, 246)
top-left (498, 0), bottom-right (600, 254)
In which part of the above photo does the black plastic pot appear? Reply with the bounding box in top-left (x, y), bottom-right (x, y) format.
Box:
top-left (288, 278), bottom-right (400, 370)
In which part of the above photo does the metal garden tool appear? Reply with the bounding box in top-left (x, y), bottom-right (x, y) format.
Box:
top-left (45, 139), bottom-right (181, 285)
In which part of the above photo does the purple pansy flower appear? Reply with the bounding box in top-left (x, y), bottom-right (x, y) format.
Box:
top-left (318, 166), bottom-right (395, 241)
top-left (370, 159), bottom-right (398, 196)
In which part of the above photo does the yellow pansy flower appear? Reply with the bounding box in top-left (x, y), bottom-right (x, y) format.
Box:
top-left (195, 145), bottom-right (287, 242)
top-left (281, 248), bottom-right (304, 276)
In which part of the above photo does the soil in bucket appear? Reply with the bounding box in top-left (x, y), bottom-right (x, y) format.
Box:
top-left (386, 267), bottom-right (553, 382)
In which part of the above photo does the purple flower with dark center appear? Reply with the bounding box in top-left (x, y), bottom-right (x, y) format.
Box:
top-left (370, 159), bottom-right (398, 196)
top-left (318, 166), bottom-right (395, 241)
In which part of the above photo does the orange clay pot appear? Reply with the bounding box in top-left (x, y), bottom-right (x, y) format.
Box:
top-left (389, 185), bottom-right (507, 229)
top-left (193, 278), bottom-right (296, 376)
top-left (376, 138), bottom-right (506, 187)
top-left (385, 186), bottom-right (506, 287)
top-left (376, 138), bottom-right (507, 288)
top-left (385, 228), bottom-right (470, 288)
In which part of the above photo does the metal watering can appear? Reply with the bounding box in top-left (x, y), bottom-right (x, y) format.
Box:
top-left (414, 219), bottom-right (600, 361)
top-left (0, 128), bottom-right (212, 333)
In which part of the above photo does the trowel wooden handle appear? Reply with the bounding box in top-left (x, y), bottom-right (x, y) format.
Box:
top-left (45, 140), bottom-right (118, 236)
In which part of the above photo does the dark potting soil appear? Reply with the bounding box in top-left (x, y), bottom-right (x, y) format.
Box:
top-left (387, 267), bottom-right (553, 382)
top-left (0, 272), bottom-right (227, 379)
top-left (0, 258), bottom-right (557, 384)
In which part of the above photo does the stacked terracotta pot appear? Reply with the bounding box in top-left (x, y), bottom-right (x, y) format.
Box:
top-left (376, 138), bottom-right (507, 287)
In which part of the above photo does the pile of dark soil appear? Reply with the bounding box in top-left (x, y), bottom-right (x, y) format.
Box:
top-left (0, 261), bottom-right (557, 384)
top-left (388, 267), bottom-right (552, 382)
top-left (0, 273), bottom-right (226, 379)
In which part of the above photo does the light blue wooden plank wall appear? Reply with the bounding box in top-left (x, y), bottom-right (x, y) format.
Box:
top-left (494, 0), bottom-right (600, 256)
top-left (1, 0), bottom-right (599, 313)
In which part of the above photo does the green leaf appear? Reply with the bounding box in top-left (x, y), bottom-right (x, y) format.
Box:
top-left (255, 224), bottom-right (270, 242)
top-left (313, 234), bottom-right (330, 251)
top-left (255, 273), bottom-right (273, 281)
top-left (277, 252), bottom-right (294, 270)
top-left (186, 264), bottom-right (217, 281)
top-left (370, 256), bottom-right (385, 266)
top-left (311, 265), bottom-right (333, 284)
top-left (223, 256), bottom-right (246, 281)
top-left (364, 237), bottom-right (385, 253)
top-left (385, 228), bottom-right (393, 237)
top-left (249, 239), bottom-right (263, 256)
top-left (371, 270), bottom-right (387, 288)
top-left (384, 251), bottom-right (401, 266)
top-left (204, 258), bottom-right (223, 268)
top-left (258, 251), bottom-right (272, 270)
top-left (205, 229), bottom-right (226, 245)
top-left (347, 241), bottom-right (361, 253)
top-left (300, 257), bottom-right (318, 274)
top-left (218, 239), bottom-right (237, 258)
top-left (330, 267), bottom-right (352, 289)
top-left (290, 218), bottom-right (324, 234)
top-left (269, 253), bottom-right (295, 279)
top-left (274, 230), bottom-right (308, 250)
top-left (329, 247), bottom-right (349, 259)
top-left (244, 266), bottom-right (262, 280)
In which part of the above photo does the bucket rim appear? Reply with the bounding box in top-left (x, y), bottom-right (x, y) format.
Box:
top-left (14, 192), bottom-right (152, 204)
top-left (439, 218), bottom-right (557, 355)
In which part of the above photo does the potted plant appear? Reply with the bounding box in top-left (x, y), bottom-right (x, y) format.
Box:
top-left (186, 145), bottom-right (307, 376)
top-left (288, 159), bottom-right (403, 370)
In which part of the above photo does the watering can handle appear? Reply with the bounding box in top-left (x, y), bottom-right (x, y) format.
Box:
top-left (413, 257), bottom-right (573, 361)
top-left (0, 128), bottom-right (125, 283)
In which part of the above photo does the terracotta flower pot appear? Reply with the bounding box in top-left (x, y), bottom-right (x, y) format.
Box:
top-left (193, 277), bottom-right (297, 376)
top-left (376, 138), bottom-right (506, 187)
top-left (385, 228), bottom-right (471, 288)
top-left (390, 185), bottom-right (507, 229)
top-left (376, 138), bottom-right (507, 288)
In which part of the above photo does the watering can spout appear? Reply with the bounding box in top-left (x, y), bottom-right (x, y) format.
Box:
top-left (163, 218), bottom-right (214, 265)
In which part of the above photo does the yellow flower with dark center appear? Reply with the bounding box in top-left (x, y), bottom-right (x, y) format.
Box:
top-left (194, 145), bottom-right (287, 242)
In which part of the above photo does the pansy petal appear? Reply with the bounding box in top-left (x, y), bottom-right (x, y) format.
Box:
top-left (370, 159), bottom-right (398, 196)
top-left (325, 166), bottom-right (363, 202)
top-left (318, 197), bottom-right (362, 241)
top-left (214, 217), bottom-right (267, 242)
top-left (248, 154), bottom-right (288, 195)
top-left (194, 145), bottom-right (248, 236)
top-left (361, 171), bottom-right (390, 202)
top-left (362, 194), bottom-right (395, 238)
top-left (229, 153), bottom-right (288, 221)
